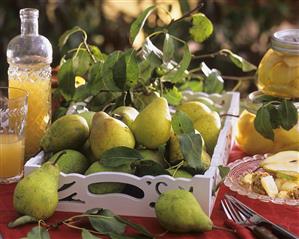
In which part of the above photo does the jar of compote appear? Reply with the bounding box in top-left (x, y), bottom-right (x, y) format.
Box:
top-left (257, 29), bottom-right (299, 98)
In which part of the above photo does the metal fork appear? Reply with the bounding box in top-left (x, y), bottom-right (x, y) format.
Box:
top-left (225, 195), bottom-right (299, 239)
top-left (221, 198), bottom-right (279, 239)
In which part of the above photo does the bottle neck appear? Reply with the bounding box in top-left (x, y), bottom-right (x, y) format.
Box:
top-left (21, 18), bottom-right (38, 35)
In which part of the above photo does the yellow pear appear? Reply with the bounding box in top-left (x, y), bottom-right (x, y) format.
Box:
top-left (132, 97), bottom-right (171, 149)
top-left (90, 112), bottom-right (135, 159)
top-left (177, 101), bottom-right (211, 122)
top-left (112, 106), bottom-right (139, 129)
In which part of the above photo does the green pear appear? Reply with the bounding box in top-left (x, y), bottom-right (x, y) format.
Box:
top-left (90, 112), bottom-right (135, 159)
top-left (48, 149), bottom-right (90, 174)
top-left (79, 111), bottom-right (96, 128)
top-left (85, 161), bottom-right (134, 194)
top-left (81, 139), bottom-right (98, 163)
top-left (193, 111), bottom-right (221, 154)
top-left (112, 106), bottom-right (139, 129)
top-left (167, 169), bottom-right (193, 178)
top-left (177, 101), bottom-right (211, 122)
top-left (133, 91), bottom-right (160, 111)
top-left (155, 189), bottom-right (213, 233)
top-left (201, 150), bottom-right (211, 172)
top-left (40, 114), bottom-right (89, 153)
top-left (132, 97), bottom-right (171, 149)
top-left (13, 162), bottom-right (60, 220)
top-left (138, 149), bottom-right (167, 168)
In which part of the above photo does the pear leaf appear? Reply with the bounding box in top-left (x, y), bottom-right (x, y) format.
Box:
top-left (72, 49), bottom-right (93, 77)
top-left (88, 208), bottom-right (126, 235)
top-left (254, 105), bottom-right (274, 141)
top-left (278, 99), bottom-right (298, 130)
top-left (8, 215), bottom-right (38, 228)
top-left (130, 6), bottom-right (156, 44)
top-left (221, 49), bottom-right (257, 72)
top-left (178, 132), bottom-right (202, 171)
top-left (58, 26), bottom-right (85, 49)
top-left (57, 59), bottom-right (76, 101)
top-left (113, 49), bottom-right (139, 90)
top-left (139, 52), bottom-right (162, 83)
top-left (171, 111), bottom-right (194, 135)
top-left (134, 160), bottom-right (170, 176)
top-left (179, 80), bottom-right (203, 92)
top-left (164, 87), bottom-right (182, 106)
top-left (73, 84), bottom-right (91, 101)
top-left (267, 104), bottom-right (280, 129)
top-left (27, 226), bottom-right (50, 239)
top-left (218, 165), bottom-right (230, 179)
top-left (81, 229), bottom-right (101, 239)
top-left (89, 45), bottom-right (107, 62)
top-left (115, 216), bottom-right (153, 238)
top-left (203, 69), bottom-right (224, 94)
top-left (189, 13), bottom-right (213, 43)
top-left (163, 33), bottom-right (175, 63)
top-left (101, 147), bottom-right (143, 167)
top-left (163, 44), bottom-right (191, 83)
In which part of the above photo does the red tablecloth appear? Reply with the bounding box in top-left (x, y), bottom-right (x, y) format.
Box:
top-left (1, 147), bottom-right (299, 239)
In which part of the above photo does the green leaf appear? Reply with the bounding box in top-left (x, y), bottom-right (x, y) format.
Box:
top-left (267, 104), bottom-right (280, 129)
top-left (72, 50), bottom-right (93, 77)
top-left (254, 105), bottom-right (274, 140)
top-left (82, 229), bottom-right (101, 239)
top-left (115, 216), bottom-right (153, 238)
top-left (178, 132), bottom-right (203, 171)
top-left (90, 45), bottom-right (107, 62)
top-left (27, 226), bottom-right (50, 239)
top-left (8, 215), bottom-right (37, 228)
top-left (221, 49), bottom-right (257, 72)
top-left (129, 6), bottom-right (156, 44)
top-left (218, 165), bottom-right (230, 179)
top-left (162, 33), bottom-right (175, 63)
top-left (57, 59), bottom-right (76, 101)
top-left (171, 111), bottom-right (194, 135)
top-left (163, 44), bottom-right (191, 83)
top-left (139, 52), bottom-right (162, 83)
top-left (203, 69), bottom-right (224, 94)
top-left (101, 146), bottom-right (143, 167)
top-left (89, 209), bottom-right (126, 235)
top-left (113, 49), bottom-right (139, 90)
top-left (189, 13), bottom-right (213, 43)
top-left (73, 84), bottom-right (91, 101)
top-left (58, 26), bottom-right (85, 49)
top-left (179, 80), bottom-right (203, 92)
top-left (278, 100), bottom-right (298, 130)
top-left (164, 87), bottom-right (182, 106)
top-left (134, 160), bottom-right (170, 177)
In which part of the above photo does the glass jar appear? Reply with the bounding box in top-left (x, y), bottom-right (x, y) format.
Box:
top-left (257, 29), bottom-right (299, 98)
top-left (7, 8), bottom-right (52, 158)
top-left (235, 91), bottom-right (299, 155)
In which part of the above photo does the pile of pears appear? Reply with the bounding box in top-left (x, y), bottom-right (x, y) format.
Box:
top-left (13, 95), bottom-right (221, 220)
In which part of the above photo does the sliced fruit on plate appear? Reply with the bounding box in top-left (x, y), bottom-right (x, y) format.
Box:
top-left (261, 175), bottom-right (279, 198)
top-left (260, 151), bottom-right (299, 178)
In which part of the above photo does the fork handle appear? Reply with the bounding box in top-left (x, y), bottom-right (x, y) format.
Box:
top-left (266, 223), bottom-right (299, 239)
top-left (252, 226), bottom-right (279, 239)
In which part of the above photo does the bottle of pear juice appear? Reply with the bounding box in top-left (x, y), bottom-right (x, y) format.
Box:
top-left (7, 8), bottom-right (53, 158)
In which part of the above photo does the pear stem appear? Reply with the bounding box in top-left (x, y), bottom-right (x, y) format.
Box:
top-left (213, 225), bottom-right (234, 233)
top-left (52, 151), bottom-right (67, 165)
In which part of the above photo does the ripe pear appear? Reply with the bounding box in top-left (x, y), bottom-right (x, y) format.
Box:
top-left (79, 111), bottom-right (96, 128)
top-left (13, 162), bottom-right (60, 220)
top-left (167, 169), bottom-right (193, 178)
top-left (177, 101), bottom-right (211, 122)
top-left (85, 161), bottom-right (134, 194)
top-left (134, 91), bottom-right (160, 110)
top-left (132, 97), bottom-right (171, 149)
top-left (155, 189), bottom-right (213, 233)
top-left (193, 111), bottom-right (221, 155)
top-left (48, 149), bottom-right (90, 174)
top-left (112, 106), bottom-right (139, 129)
top-left (40, 114), bottom-right (89, 153)
top-left (90, 112), bottom-right (135, 159)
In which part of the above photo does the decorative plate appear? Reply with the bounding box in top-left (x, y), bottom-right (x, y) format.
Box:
top-left (224, 154), bottom-right (299, 206)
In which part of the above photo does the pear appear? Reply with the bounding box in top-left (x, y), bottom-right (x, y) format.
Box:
top-left (132, 97), bottom-right (171, 149)
top-left (48, 149), bottom-right (90, 174)
top-left (13, 162), bottom-right (60, 220)
top-left (90, 112), bottom-right (135, 159)
top-left (85, 161), bottom-right (134, 194)
top-left (177, 101), bottom-right (211, 122)
top-left (155, 189), bottom-right (213, 233)
top-left (40, 114), bottom-right (89, 153)
top-left (79, 111), bottom-right (96, 128)
top-left (167, 169), bottom-right (193, 178)
top-left (112, 106), bottom-right (139, 129)
top-left (134, 91), bottom-right (160, 111)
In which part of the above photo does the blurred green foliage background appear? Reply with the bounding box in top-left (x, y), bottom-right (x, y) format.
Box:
top-left (0, 0), bottom-right (298, 95)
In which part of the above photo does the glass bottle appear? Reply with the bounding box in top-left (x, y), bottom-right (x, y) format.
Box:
top-left (235, 91), bottom-right (299, 155)
top-left (7, 8), bottom-right (52, 158)
top-left (257, 29), bottom-right (299, 98)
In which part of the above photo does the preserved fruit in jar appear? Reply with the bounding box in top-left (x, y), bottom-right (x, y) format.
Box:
top-left (257, 29), bottom-right (299, 98)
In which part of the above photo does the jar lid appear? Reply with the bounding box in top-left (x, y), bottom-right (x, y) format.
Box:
top-left (271, 29), bottom-right (299, 55)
